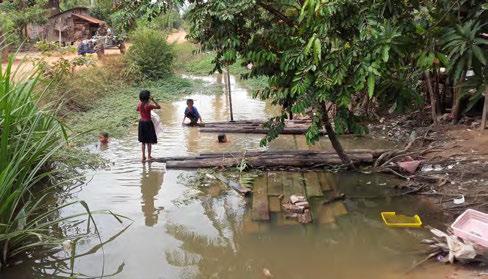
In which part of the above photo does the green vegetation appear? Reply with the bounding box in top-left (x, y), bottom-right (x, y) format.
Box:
top-left (182, 0), bottom-right (488, 164)
top-left (126, 27), bottom-right (174, 80)
top-left (66, 76), bottom-right (198, 143)
top-left (0, 1), bottom-right (47, 41)
top-left (0, 57), bottom-right (126, 270)
top-left (37, 55), bottom-right (207, 144)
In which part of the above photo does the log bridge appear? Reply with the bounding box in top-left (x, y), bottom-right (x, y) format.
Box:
top-left (154, 149), bottom-right (388, 169)
top-left (199, 119), bottom-right (326, 135)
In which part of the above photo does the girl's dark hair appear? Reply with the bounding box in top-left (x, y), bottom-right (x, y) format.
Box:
top-left (139, 90), bottom-right (151, 103)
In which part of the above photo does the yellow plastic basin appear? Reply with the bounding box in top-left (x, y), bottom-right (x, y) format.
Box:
top-left (381, 212), bottom-right (422, 228)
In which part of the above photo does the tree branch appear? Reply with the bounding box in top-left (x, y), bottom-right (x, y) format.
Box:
top-left (257, 1), bottom-right (295, 27)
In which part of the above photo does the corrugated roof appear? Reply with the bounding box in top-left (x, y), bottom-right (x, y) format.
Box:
top-left (72, 13), bottom-right (105, 25)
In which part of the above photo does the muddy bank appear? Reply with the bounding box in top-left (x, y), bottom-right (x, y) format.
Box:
top-left (369, 111), bottom-right (488, 221)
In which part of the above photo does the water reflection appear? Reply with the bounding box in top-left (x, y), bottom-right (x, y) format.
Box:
top-left (140, 164), bottom-right (165, 226)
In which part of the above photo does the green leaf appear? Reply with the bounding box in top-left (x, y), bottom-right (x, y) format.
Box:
top-left (382, 47), bottom-right (390, 62)
top-left (473, 45), bottom-right (487, 65)
top-left (304, 34), bottom-right (316, 55)
top-left (313, 38), bottom-right (321, 64)
top-left (368, 74), bottom-right (375, 98)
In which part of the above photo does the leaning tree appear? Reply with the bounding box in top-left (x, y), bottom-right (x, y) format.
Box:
top-left (184, 0), bottom-right (409, 165)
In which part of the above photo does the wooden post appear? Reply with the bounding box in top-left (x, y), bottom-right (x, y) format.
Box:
top-left (226, 67), bottom-right (234, 122)
top-left (481, 90), bottom-right (488, 131)
top-left (425, 71), bottom-right (438, 125)
top-left (58, 18), bottom-right (62, 46)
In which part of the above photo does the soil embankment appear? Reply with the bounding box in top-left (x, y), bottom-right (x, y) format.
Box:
top-left (371, 112), bottom-right (488, 220)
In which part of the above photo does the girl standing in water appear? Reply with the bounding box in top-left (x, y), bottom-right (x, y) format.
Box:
top-left (137, 90), bottom-right (161, 162)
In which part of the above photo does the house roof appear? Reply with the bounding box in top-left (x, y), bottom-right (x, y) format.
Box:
top-left (72, 13), bottom-right (105, 25)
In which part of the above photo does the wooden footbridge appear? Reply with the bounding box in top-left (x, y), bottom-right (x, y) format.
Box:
top-left (243, 171), bottom-right (349, 231)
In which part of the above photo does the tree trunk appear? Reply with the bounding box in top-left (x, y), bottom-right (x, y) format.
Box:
top-left (433, 68), bottom-right (442, 114)
top-left (321, 102), bottom-right (353, 166)
top-left (451, 72), bottom-right (466, 124)
top-left (481, 90), bottom-right (488, 131)
top-left (424, 71), bottom-right (438, 125)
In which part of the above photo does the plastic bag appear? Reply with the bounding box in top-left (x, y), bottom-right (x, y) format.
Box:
top-left (151, 111), bottom-right (163, 135)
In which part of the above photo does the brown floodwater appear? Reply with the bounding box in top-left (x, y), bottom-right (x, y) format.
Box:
top-left (2, 75), bottom-right (464, 279)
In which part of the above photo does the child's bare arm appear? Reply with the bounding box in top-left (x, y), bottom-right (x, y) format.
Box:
top-left (151, 97), bottom-right (161, 109)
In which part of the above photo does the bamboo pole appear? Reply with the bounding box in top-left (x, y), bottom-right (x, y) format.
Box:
top-left (225, 67), bottom-right (234, 122)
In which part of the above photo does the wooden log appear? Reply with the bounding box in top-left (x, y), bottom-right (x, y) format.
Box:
top-left (303, 172), bottom-right (324, 197)
top-left (251, 176), bottom-right (270, 221)
top-left (199, 127), bottom-right (327, 135)
top-left (164, 153), bottom-right (373, 169)
top-left (156, 149), bottom-right (390, 162)
top-left (267, 172), bottom-right (283, 196)
top-left (202, 119), bottom-right (312, 126)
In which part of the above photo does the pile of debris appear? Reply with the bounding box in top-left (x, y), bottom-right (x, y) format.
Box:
top-left (282, 195), bottom-right (312, 224)
top-left (422, 228), bottom-right (482, 264)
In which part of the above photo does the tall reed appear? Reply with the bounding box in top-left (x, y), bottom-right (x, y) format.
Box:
top-left (0, 55), bottom-right (123, 272)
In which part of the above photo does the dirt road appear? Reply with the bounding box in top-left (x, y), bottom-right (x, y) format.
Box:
top-left (2, 30), bottom-right (187, 80)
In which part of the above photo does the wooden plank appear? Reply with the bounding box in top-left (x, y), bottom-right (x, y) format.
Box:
top-left (282, 173), bottom-right (294, 201)
top-left (318, 201), bottom-right (348, 224)
top-left (282, 173), bottom-right (305, 200)
top-left (276, 213), bottom-right (300, 226)
top-left (303, 172), bottom-right (324, 197)
top-left (318, 172), bottom-right (336, 192)
top-left (251, 176), bottom-right (270, 221)
top-left (294, 136), bottom-right (310, 150)
top-left (267, 172), bottom-right (283, 196)
top-left (269, 196), bottom-right (281, 213)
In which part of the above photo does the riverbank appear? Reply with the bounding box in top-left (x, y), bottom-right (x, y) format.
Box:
top-left (173, 42), bottom-right (268, 92)
top-left (370, 110), bottom-right (488, 222)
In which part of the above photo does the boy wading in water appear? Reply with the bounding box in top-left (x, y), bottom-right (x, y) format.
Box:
top-left (137, 90), bottom-right (161, 162)
top-left (182, 99), bottom-right (203, 126)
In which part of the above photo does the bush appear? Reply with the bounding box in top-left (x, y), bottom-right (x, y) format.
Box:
top-left (46, 56), bottom-right (127, 114)
top-left (34, 40), bottom-right (59, 53)
top-left (125, 27), bottom-right (174, 80)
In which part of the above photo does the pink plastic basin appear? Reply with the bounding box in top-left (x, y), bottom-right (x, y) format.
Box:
top-left (451, 209), bottom-right (488, 248)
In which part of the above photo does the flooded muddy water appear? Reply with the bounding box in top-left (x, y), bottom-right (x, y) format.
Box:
top-left (3, 75), bottom-right (462, 279)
